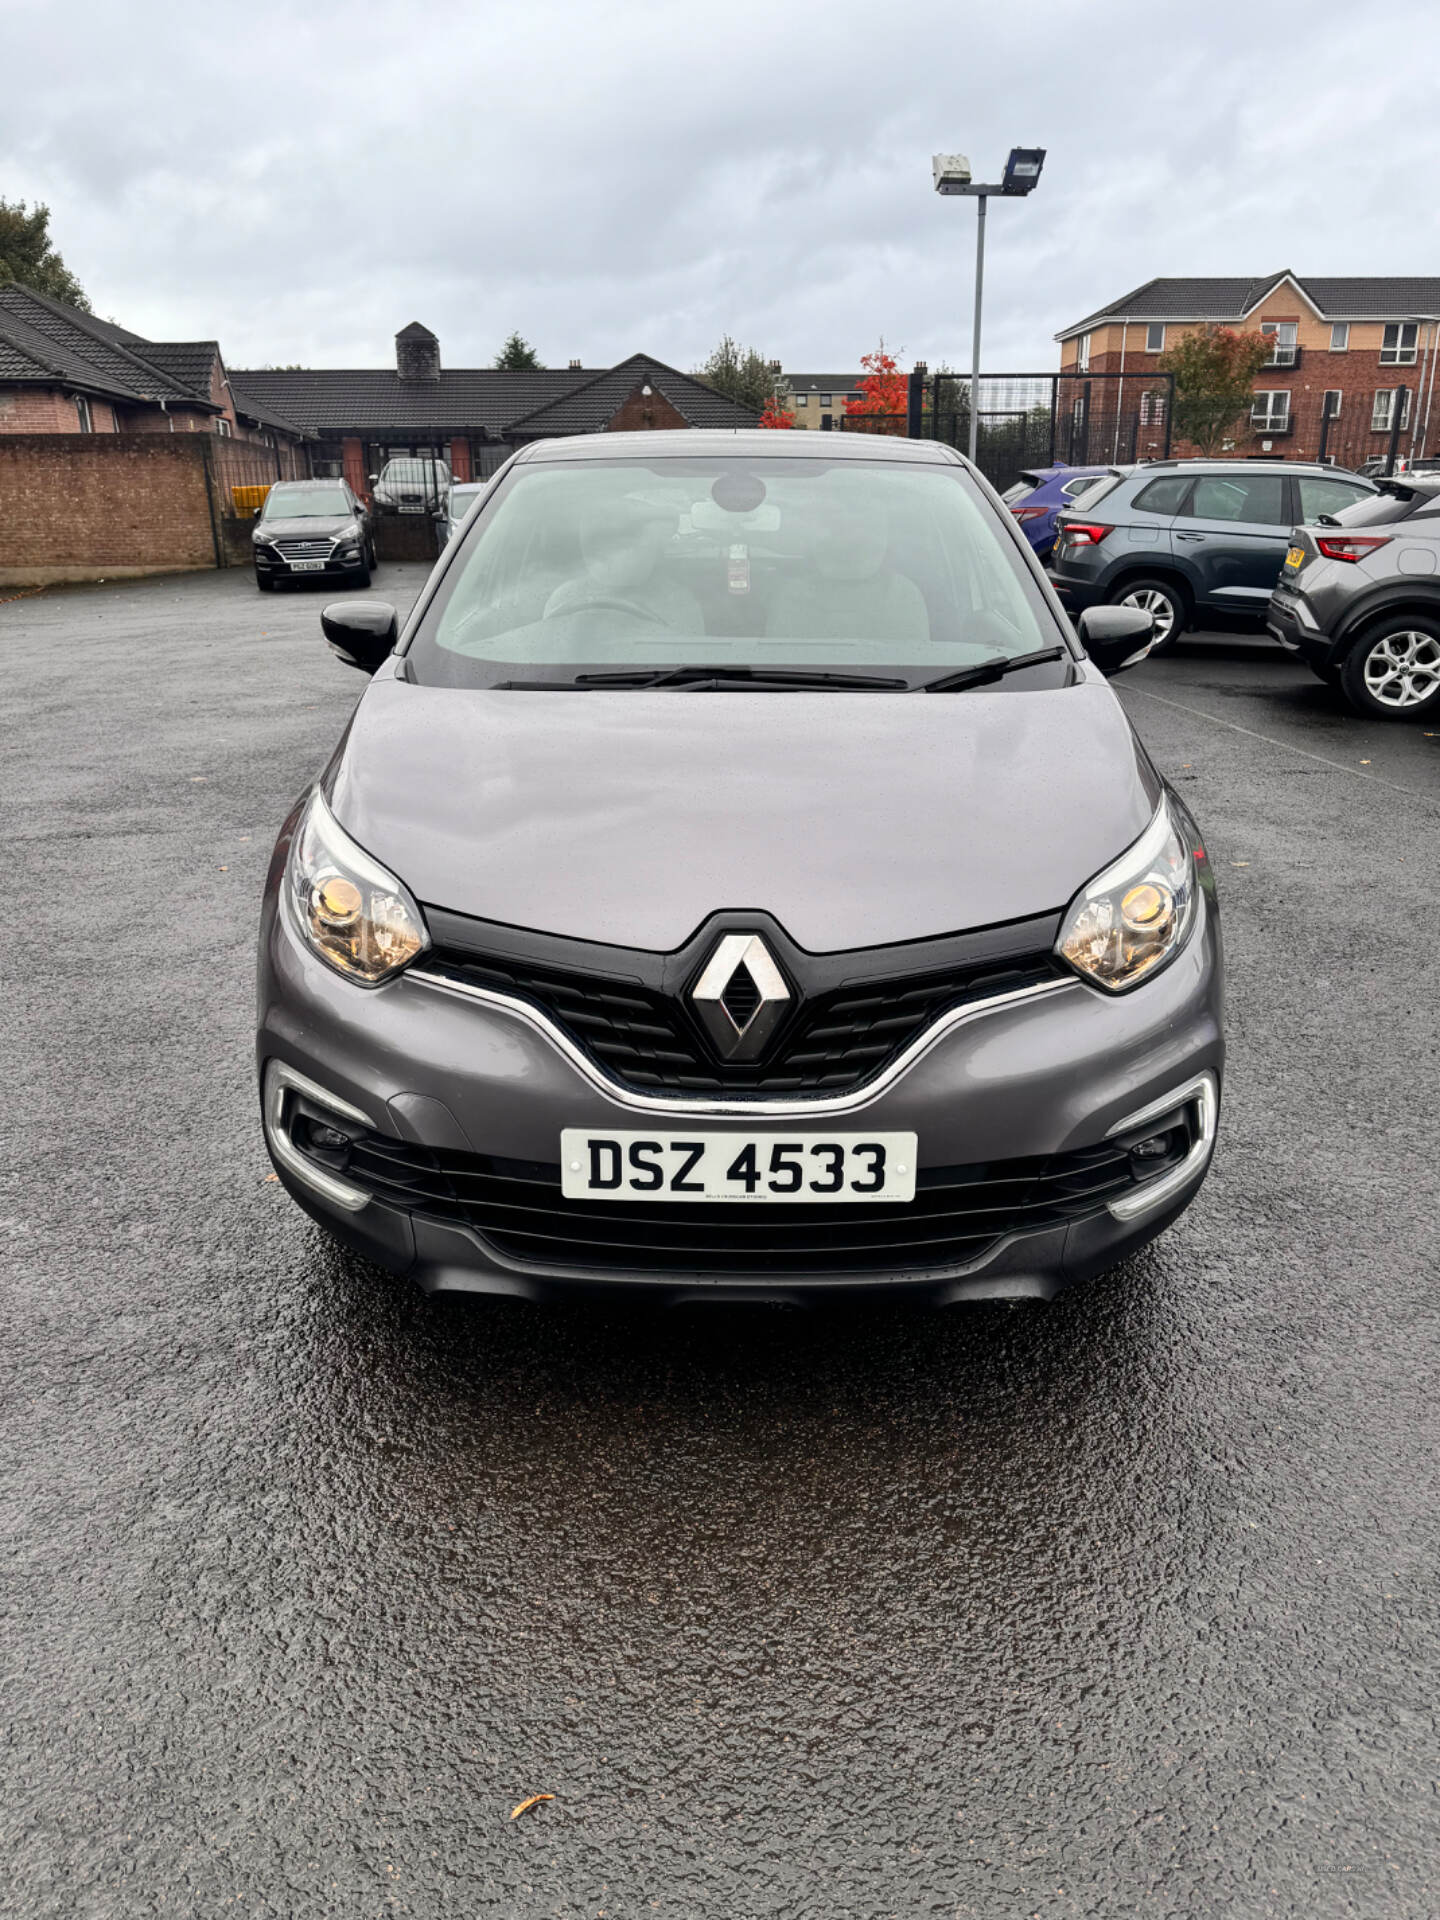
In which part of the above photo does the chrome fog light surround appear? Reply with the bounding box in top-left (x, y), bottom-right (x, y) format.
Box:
top-left (1105, 1071), bottom-right (1218, 1221)
top-left (262, 1059), bottom-right (373, 1211)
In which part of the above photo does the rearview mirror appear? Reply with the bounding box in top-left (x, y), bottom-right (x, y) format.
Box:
top-left (1076, 605), bottom-right (1154, 677)
top-left (320, 601), bottom-right (399, 674)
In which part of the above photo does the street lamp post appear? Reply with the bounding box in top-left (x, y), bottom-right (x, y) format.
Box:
top-left (933, 148), bottom-right (1046, 465)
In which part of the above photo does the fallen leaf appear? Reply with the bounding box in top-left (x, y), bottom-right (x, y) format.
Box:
top-left (264, 1173), bottom-right (279, 1182)
top-left (509, 1793), bottom-right (554, 1821)
top-left (1231, 861), bottom-right (1250, 867)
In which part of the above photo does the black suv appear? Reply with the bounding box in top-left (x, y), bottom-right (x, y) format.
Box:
top-left (252, 480), bottom-right (375, 592)
top-left (1050, 461), bottom-right (1376, 651)
top-left (1268, 476), bottom-right (1440, 720)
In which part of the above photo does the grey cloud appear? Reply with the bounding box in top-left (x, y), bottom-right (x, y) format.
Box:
top-left (3, 0), bottom-right (1438, 374)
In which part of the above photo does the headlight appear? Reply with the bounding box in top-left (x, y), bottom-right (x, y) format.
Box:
top-left (330, 523), bottom-right (359, 546)
top-left (287, 791), bottom-right (428, 984)
top-left (1056, 798), bottom-right (1197, 992)
top-left (253, 528), bottom-right (276, 545)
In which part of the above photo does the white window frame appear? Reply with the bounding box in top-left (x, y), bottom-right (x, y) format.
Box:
top-left (819, 392), bottom-right (832, 407)
top-left (1380, 323), bottom-right (1418, 366)
top-left (1329, 323), bottom-right (1350, 352)
top-left (1144, 323), bottom-right (1165, 353)
top-left (215, 416), bottom-right (232, 438)
top-left (1372, 388), bottom-right (1413, 432)
top-left (1075, 333), bottom-right (1091, 372)
top-left (794, 392), bottom-right (808, 407)
top-left (1139, 389), bottom-right (1166, 426)
top-left (1251, 390), bottom-right (1291, 432)
top-left (74, 394), bottom-right (93, 432)
top-left (1261, 322), bottom-right (1298, 368)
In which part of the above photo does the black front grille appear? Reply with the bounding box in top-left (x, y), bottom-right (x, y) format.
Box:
top-left (319, 1128), bottom-right (1153, 1276)
top-left (424, 947), bottom-right (1063, 1096)
top-left (274, 537), bottom-right (332, 560)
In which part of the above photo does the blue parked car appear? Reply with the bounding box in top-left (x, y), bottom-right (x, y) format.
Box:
top-left (1001, 465), bottom-right (1118, 560)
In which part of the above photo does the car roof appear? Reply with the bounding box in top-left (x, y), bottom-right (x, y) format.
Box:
top-left (514, 429), bottom-right (965, 466)
top-left (1132, 458), bottom-right (1364, 476)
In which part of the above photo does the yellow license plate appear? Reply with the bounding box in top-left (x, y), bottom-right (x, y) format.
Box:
top-left (1284, 545), bottom-right (1306, 570)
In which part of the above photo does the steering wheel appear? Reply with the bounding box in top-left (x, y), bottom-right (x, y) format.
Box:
top-left (543, 595), bottom-right (668, 624)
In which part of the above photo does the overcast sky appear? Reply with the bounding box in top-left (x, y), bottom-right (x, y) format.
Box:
top-left (5, 0), bottom-right (1439, 377)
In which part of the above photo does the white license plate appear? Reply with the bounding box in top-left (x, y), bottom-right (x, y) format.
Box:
top-left (288, 559), bottom-right (326, 571)
top-left (561, 1130), bottom-right (918, 1204)
top-left (399, 503), bottom-right (424, 514)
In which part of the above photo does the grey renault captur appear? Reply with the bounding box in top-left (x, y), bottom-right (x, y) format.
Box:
top-left (258, 431), bottom-right (1222, 1304)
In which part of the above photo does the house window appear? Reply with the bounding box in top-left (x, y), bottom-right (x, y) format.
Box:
top-left (1381, 323), bottom-right (1418, 365)
top-left (215, 416), bottom-right (232, 437)
top-left (1251, 391), bottom-right (1291, 432)
top-left (1372, 388), bottom-right (1413, 432)
top-left (1330, 323), bottom-right (1350, 352)
top-left (846, 390), bottom-right (862, 401)
top-left (1076, 333), bottom-right (1091, 371)
top-left (1139, 389), bottom-right (1166, 426)
top-left (819, 393), bottom-right (832, 407)
top-left (1145, 323), bottom-right (1165, 353)
top-left (74, 395), bottom-right (93, 432)
top-left (1261, 322), bottom-right (1298, 368)
top-left (1322, 390), bottom-right (1342, 420)
top-left (795, 393), bottom-right (808, 407)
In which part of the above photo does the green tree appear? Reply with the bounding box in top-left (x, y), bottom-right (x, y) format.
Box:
top-left (1159, 325), bottom-right (1272, 455)
top-left (494, 332), bottom-right (543, 370)
top-left (0, 198), bottom-right (89, 309)
top-left (693, 334), bottom-right (790, 414)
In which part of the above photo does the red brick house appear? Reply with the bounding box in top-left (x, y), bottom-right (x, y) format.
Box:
top-left (0, 284), bottom-right (309, 463)
top-left (1055, 274), bottom-right (1440, 466)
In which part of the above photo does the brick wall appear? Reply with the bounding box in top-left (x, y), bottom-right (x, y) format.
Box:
top-left (606, 382), bottom-right (689, 432)
top-left (0, 387), bottom-right (115, 434)
top-left (0, 433), bottom-right (221, 585)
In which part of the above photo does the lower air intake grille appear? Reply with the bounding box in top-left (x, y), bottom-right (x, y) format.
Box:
top-left (311, 1129), bottom-right (1157, 1276)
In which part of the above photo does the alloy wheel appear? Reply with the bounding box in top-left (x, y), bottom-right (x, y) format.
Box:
top-left (1119, 587), bottom-right (1177, 643)
top-left (1362, 629), bottom-right (1440, 710)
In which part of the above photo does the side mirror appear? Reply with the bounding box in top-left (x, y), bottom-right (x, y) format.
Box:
top-left (1076, 605), bottom-right (1155, 677)
top-left (367, 473), bottom-right (378, 484)
top-left (252, 505), bottom-right (262, 517)
top-left (320, 600), bottom-right (398, 674)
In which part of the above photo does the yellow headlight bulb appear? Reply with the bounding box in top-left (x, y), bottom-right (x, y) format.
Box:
top-left (314, 875), bottom-right (363, 929)
top-left (1121, 882), bottom-right (1170, 932)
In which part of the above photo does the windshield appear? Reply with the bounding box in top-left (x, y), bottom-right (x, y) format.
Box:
top-left (262, 486), bottom-right (349, 519)
top-left (381, 460), bottom-right (449, 483)
top-left (409, 455), bottom-right (1062, 690)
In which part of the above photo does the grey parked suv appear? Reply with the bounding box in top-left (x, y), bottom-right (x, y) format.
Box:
top-left (259, 431), bottom-right (1223, 1306)
top-left (1050, 461), bottom-right (1376, 651)
top-left (1268, 476), bottom-right (1440, 719)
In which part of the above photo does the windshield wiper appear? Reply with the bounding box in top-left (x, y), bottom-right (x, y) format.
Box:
top-left (571, 665), bottom-right (910, 691)
top-left (921, 646), bottom-right (1068, 694)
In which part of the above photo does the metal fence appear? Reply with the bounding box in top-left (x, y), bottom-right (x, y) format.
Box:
top-left (834, 371), bottom-right (1175, 493)
top-left (210, 434), bottom-right (308, 518)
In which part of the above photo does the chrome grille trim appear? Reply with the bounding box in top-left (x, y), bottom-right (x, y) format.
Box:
top-left (405, 969), bottom-right (1079, 1117)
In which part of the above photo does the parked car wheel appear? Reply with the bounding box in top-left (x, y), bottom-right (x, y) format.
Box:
top-left (1108, 577), bottom-right (1188, 654)
top-left (366, 538), bottom-right (378, 572)
top-left (1340, 615), bottom-right (1440, 719)
top-left (255, 572), bottom-right (275, 593)
top-left (352, 561), bottom-right (372, 589)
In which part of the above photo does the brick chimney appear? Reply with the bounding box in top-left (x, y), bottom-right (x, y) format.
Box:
top-left (396, 321), bottom-right (440, 383)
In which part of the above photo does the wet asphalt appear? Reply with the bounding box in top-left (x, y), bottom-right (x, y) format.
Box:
top-left (4, 568), bottom-right (1439, 1919)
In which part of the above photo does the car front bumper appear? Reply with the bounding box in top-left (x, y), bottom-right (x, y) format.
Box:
top-left (254, 546), bottom-right (368, 580)
top-left (257, 880), bottom-right (1224, 1304)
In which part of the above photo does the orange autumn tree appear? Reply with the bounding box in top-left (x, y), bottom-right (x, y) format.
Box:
top-left (845, 343), bottom-right (908, 420)
top-left (757, 389), bottom-right (795, 428)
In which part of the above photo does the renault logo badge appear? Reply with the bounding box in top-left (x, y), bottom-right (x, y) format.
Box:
top-left (690, 932), bottom-right (791, 1062)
